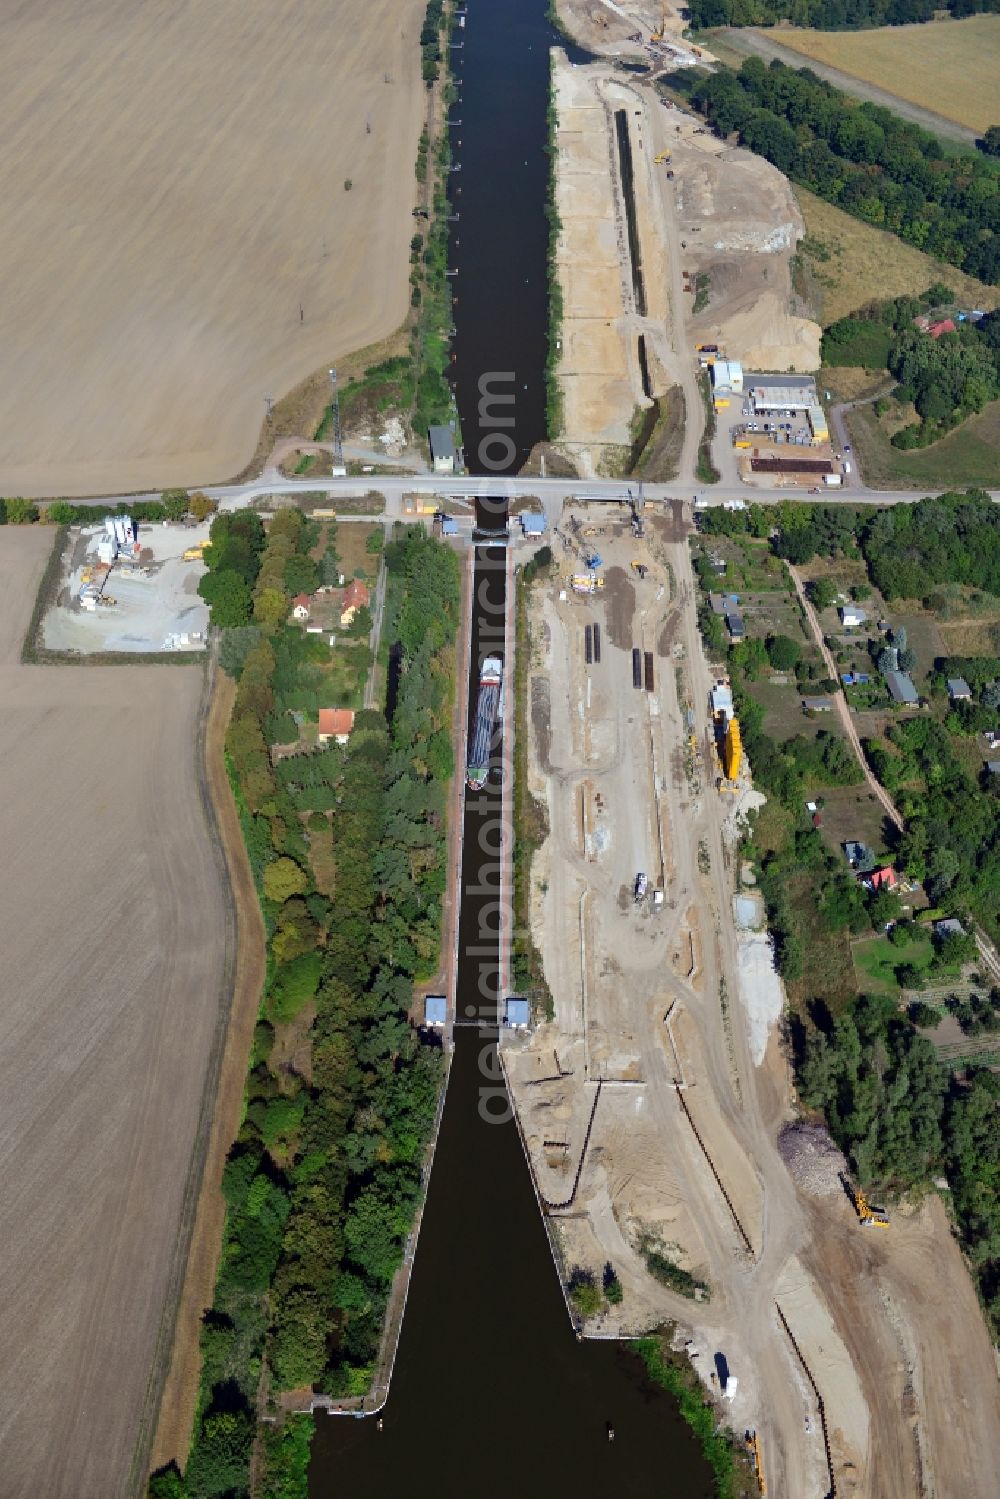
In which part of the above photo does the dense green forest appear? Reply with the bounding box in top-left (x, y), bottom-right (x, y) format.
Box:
top-left (823, 293), bottom-right (1000, 448)
top-left (687, 0), bottom-right (995, 31)
top-left (678, 58), bottom-right (1000, 281)
top-left (152, 520), bottom-right (460, 1499)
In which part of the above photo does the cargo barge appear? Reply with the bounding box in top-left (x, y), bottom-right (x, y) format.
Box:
top-left (467, 655), bottom-right (503, 790)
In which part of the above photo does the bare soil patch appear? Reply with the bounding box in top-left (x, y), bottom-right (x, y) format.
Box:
top-left (0, 0), bottom-right (425, 496)
top-left (0, 530), bottom-right (229, 1498)
top-left (603, 565), bottom-right (636, 649)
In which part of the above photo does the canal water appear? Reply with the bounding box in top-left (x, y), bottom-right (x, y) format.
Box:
top-left (310, 1), bottom-right (713, 1492)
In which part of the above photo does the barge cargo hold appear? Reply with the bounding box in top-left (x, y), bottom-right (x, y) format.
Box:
top-left (467, 655), bottom-right (503, 790)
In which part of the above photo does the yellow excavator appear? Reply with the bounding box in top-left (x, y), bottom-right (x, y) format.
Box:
top-left (852, 1185), bottom-right (889, 1228)
top-left (654, 151), bottom-right (671, 164)
top-left (650, 4), bottom-right (667, 42)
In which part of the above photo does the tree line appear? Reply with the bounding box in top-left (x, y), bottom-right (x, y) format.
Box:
top-left (151, 523), bottom-right (460, 1499)
top-left (679, 58), bottom-right (1000, 282)
top-left (687, 0), bottom-right (992, 32)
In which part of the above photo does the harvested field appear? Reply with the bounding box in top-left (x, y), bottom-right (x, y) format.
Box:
top-left (772, 17), bottom-right (1000, 134)
top-left (0, 0), bottom-right (424, 497)
top-left (794, 188), bottom-right (999, 326)
top-left (0, 530), bottom-right (229, 1498)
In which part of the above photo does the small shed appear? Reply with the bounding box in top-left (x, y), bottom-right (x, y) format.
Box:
top-left (725, 612), bottom-right (745, 640)
top-left (440, 515), bottom-right (459, 536)
top-left (317, 708), bottom-right (355, 745)
top-left (521, 511), bottom-right (547, 536)
top-left (885, 670), bottom-right (918, 705)
top-left (424, 995), bottom-right (447, 1028)
top-left (838, 605), bottom-right (867, 628)
top-left (711, 682), bottom-right (734, 720)
top-left (802, 696), bottom-right (833, 713)
top-left (428, 424), bottom-right (457, 474)
top-left (503, 997), bottom-right (531, 1029)
top-left (947, 677), bottom-right (972, 702)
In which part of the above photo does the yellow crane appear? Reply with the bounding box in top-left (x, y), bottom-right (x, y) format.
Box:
top-left (650, 4), bottom-right (667, 42)
top-left (852, 1185), bottom-right (889, 1228)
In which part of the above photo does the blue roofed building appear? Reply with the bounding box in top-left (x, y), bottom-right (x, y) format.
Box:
top-left (503, 996), bottom-right (531, 1029)
top-left (424, 995), bottom-right (448, 1028)
top-left (521, 511), bottom-right (547, 536)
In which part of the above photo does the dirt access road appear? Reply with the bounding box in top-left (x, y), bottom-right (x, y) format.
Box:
top-left (0, 529), bottom-right (230, 1498)
top-left (0, 0), bottom-right (425, 497)
top-left (510, 506), bottom-right (1000, 1497)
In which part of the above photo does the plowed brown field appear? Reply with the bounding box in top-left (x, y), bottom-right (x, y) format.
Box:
top-left (0, 0), bottom-right (424, 496)
top-left (0, 529), bottom-right (229, 1498)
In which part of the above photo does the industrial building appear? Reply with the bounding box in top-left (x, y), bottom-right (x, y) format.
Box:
top-left (521, 510), bottom-right (547, 537)
top-left (807, 405), bottom-right (829, 443)
top-left (745, 374), bottom-right (817, 414)
top-left (503, 997), bottom-right (531, 1029)
top-left (424, 995), bottom-right (447, 1028)
top-left (710, 359), bottom-right (743, 393)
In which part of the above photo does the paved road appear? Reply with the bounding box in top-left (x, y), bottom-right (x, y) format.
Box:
top-left (77, 470), bottom-right (1000, 537)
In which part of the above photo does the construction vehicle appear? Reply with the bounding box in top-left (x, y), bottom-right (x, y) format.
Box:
top-left (571, 573), bottom-right (605, 595)
top-left (183, 541), bottom-right (208, 561)
top-left (745, 1431), bottom-right (766, 1495)
top-left (650, 4), bottom-right (667, 42)
top-left (852, 1184), bottom-right (889, 1228)
top-left (631, 560), bottom-right (648, 580)
top-left (653, 151), bottom-right (671, 165)
top-left (634, 872), bottom-right (648, 902)
top-left (626, 483), bottom-right (645, 538)
top-left (721, 716), bottom-right (741, 780)
top-left (582, 549), bottom-right (603, 570)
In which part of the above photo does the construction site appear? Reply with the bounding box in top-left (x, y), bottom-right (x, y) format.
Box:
top-left (41, 517), bottom-right (211, 654)
top-left (548, 42), bottom-right (820, 482)
top-left (507, 496), bottom-right (1000, 1499)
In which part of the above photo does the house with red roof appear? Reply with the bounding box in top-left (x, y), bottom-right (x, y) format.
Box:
top-left (928, 319), bottom-right (956, 339)
top-left (317, 708), bottom-right (355, 745)
top-left (291, 593), bottom-right (312, 620)
top-left (340, 578), bottom-right (370, 627)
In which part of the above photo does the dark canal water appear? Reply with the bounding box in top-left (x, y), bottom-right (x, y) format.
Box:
top-left (310, 2), bottom-right (713, 1493)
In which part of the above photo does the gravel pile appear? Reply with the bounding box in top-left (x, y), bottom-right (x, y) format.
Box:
top-left (779, 1121), bottom-right (848, 1198)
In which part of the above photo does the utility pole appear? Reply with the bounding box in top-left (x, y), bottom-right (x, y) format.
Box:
top-left (329, 368), bottom-right (346, 476)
